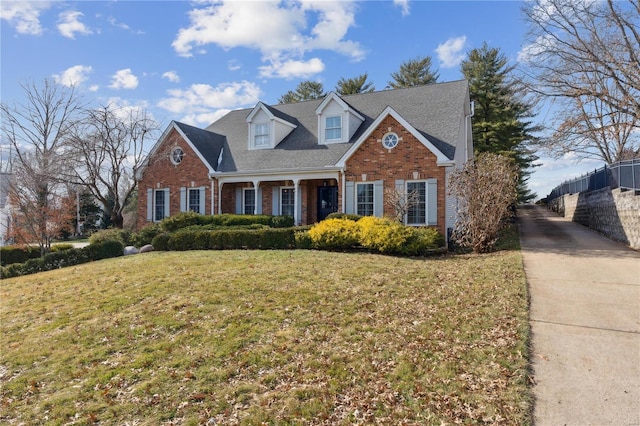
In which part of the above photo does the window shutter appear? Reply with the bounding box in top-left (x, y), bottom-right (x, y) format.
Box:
top-left (272, 187), bottom-right (280, 215)
top-left (199, 187), bottom-right (206, 215)
top-left (374, 180), bottom-right (384, 217)
top-left (427, 179), bottom-right (437, 225)
top-left (345, 181), bottom-right (355, 214)
top-left (180, 187), bottom-right (186, 212)
top-left (146, 189), bottom-right (153, 221)
top-left (235, 187), bottom-right (242, 214)
top-left (164, 189), bottom-right (170, 219)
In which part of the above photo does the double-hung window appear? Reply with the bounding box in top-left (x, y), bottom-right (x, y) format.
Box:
top-left (280, 188), bottom-right (295, 217)
top-left (243, 188), bottom-right (256, 215)
top-left (356, 183), bottom-right (374, 216)
top-left (325, 116), bottom-right (342, 141)
top-left (254, 123), bottom-right (269, 148)
top-left (188, 188), bottom-right (200, 213)
top-left (154, 189), bottom-right (167, 222)
top-left (406, 181), bottom-right (427, 225)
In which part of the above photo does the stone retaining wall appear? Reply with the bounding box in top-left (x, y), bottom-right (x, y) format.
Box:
top-left (548, 187), bottom-right (640, 250)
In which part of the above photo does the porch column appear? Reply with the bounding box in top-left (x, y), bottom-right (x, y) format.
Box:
top-left (293, 179), bottom-right (301, 225)
top-left (218, 181), bottom-right (224, 215)
top-left (253, 180), bottom-right (261, 215)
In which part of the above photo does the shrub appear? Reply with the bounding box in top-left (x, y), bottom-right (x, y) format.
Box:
top-left (269, 215), bottom-right (295, 228)
top-left (402, 227), bottom-right (445, 256)
top-left (160, 211), bottom-right (204, 232)
top-left (0, 240), bottom-right (122, 279)
top-left (294, 230), bottom-right (313, 249)
top-left (326, 212), bottom-right (363, 222)
top-left (133, 223), bottom-right (162, 247)
top-left (151, 232), bottom-right (171, 251)
top-left (89, 228), bottom-right (133, 246)
top-left (0, 246), bottom-right (40, 266)
top-left (51, 243), bottom-right (74, 252)
top-left (308, 218), bottom-right (359, 251)
top-left (356, 216), bottom-right (414, 254)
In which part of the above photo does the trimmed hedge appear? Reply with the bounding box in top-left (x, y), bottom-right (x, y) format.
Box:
top-left (1, 244), bottom-right (76, 267)
top-left (163, 228), bottom-right (296, 251)
top-left (0, 240), bottom-right (124, 279)
top-left (159, 212), bottom-right (294, 232)
top-left (0, 246), bottom-right (41, 266)
top-left (89, 228), bottom-right (133, 246)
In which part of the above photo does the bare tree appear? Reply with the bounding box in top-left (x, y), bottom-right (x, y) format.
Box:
top-left (0, 79), bottom-right (82, 254)
top-left (448, 153), bottom-right (518, 253)
top-left (384, 187), bottom-right (420, 222)
top-left (65, 104), bottom-right (158, 229)
top-left (521, 0), bottom-right (640, 162)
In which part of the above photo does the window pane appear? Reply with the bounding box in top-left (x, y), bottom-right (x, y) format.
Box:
top-left (281, 188), bottom-right (294, 217)
top-left (188, 189), bottom-right (200, 213)
top-left (356, 183), bottom-right (374, 216)
top-left (407, 182), bottom-right (426, 225)
top-left (254, 123), bottom-right (269, 147)
top-left (325, 116), bottom-right (342, 140)
top-left (244, 189), bottom-right (255, 215)
top-left (154, 190), bottom-right (165, 221)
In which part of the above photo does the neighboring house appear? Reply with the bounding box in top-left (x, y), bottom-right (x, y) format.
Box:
top-left (137, 80), bottom-right (474, 243)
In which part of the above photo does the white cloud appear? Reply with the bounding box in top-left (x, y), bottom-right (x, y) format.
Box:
top-left (0, 1), bottom-right (51, 35)
top-left (52, 65), bottom-right (93, 87)
top-left (435, 35), bottom-right (467, 68)
top-left (89, 85), bottom-right (99, 92)
top-left (57, 10), bottom-right (92, 39)
top-left (181, 109), bottom-right (231, 127)
top-left (227, 60), bottom-right (241, 71)
top-left (107, 16), bottom-right (144, 34)
top-left (394, 0), bottom-right (410, 16)
top-left (172, 0), bottom-right (364, 79)
top-left (162, 71), bottom-right (180, 83)
top-left (259, 57), bottom-right (325, 79)
top-left (518, 34), bottom-right (556, 63)
top-left (157, 81), bottom-right (261, 126)
top-left (109, 69), bottom-right (139, 90)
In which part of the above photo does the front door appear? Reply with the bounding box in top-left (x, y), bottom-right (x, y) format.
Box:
top-left (317, 186), bottom-right (338, 221)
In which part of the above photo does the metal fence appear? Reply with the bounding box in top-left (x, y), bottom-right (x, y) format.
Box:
top-left (547, 158), bottom-right (640, 201)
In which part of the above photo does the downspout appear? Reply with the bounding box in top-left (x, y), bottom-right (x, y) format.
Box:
top-left (209, 176), bottom-right (215, 215)
top-left (340, 168), bottom-right (346, 213)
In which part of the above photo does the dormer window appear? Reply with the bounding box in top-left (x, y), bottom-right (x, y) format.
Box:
top-left (246, 102), bottom-right (296, 150)
top-left (254, 123), bottom-right (270, 148)
top-left (325, 116), bottom-right (342, 141)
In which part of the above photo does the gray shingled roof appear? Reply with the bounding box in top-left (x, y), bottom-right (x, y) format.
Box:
top-left (202, 79), bottom-right (468, 173)
top-left (174, 121), bottom-right (225, 171)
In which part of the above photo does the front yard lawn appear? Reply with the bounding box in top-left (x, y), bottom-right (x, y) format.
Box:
top-left (0, 245), bottom-right (530, 424)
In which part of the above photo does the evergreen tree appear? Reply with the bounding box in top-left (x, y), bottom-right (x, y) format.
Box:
top-left (278, 81), bottom-right (325, 104)
top-left (335, 73), bottom-right (375, 95)
top-left (460, 43), bottom-right (540, 202)
top-left (388, 56), bottom-right (439, 88)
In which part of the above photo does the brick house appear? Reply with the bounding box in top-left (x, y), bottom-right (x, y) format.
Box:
top-left (137, 80), bottom-right (474, 243)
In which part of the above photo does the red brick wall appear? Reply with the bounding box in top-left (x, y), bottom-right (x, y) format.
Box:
top-left (137, 128), bottom-right (211, 229)
top-left (344, 115), bottom-right (447, 235)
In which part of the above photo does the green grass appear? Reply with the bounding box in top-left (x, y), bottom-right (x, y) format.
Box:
top-left (1, 237), bottom-right (530, 425)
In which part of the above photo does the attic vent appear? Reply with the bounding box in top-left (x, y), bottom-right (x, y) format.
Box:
top-left (170, 147), bottom-right (184, 165)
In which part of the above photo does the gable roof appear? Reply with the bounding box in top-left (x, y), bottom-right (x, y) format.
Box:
top-left (206, 80), bottom-right (469, 174)
top-left (139, 121), bottom-right (225, 178)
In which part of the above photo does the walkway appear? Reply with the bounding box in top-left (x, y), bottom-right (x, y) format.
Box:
top-left (518, 204), bottom-right (639, 426)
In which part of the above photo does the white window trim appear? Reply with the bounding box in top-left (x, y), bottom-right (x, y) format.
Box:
top-left (153, 188), bottom-right (170, 222)
top-left (356, 182), bottom-right (375, 217)
top-left (252, 122), bottom-right (271, 149)
top-left (406, 180), bottom-right (427, 226)
top-left (243, 188), bottom-right (256, 215)
top-left (188, 188), bottom-right (200, 213)
top-left (382, 132), bottom-right (400, 150)
top-left (325, 115), bottom-right (342, 142)
top-left (279, 186), bottom-right (295, 217)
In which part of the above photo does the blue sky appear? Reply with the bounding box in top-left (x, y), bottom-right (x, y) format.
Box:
top-left (1, 0), bottom-right (603, 199)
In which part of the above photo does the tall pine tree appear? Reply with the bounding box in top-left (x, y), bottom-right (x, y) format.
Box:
top-left (461, 43), bottom-right (540, 202)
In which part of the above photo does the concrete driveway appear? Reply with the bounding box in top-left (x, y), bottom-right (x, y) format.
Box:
top-left (518, 204), bottom-right (639, 425)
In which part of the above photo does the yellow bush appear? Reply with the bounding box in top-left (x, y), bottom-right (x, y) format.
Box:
top-left (308, 218), bottom-right (359, 250)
